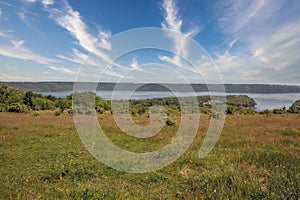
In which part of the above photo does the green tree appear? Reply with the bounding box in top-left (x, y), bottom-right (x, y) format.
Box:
top-left (288, 99), bottom-right (300, 113)
top-left (23, 91), bottom-right (34, 109)
top-left (55, 98), bottom-right (70, 113)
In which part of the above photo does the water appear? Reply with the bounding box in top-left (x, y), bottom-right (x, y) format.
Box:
top-left (39, 90), bottom-right (300, 111)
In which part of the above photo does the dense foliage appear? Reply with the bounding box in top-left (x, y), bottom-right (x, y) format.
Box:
top-left (0, 84), bottom-right (67, 113)
top-left (226, 95), bottom-right (257, 108)
top-left (288, 99), bottom-right (300, 113)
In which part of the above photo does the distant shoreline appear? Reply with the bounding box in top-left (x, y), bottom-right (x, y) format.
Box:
top-left (1, 82), bottom-right (300, 93)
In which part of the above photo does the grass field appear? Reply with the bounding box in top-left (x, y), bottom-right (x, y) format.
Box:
top-left (0, 111), bottom-right (299, 199)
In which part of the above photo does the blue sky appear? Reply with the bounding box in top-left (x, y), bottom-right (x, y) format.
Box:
top-left (0, 0), bottom-right (299, 84)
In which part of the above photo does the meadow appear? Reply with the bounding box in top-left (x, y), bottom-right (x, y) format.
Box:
top-left (0, 111), bottom-right (299, 199)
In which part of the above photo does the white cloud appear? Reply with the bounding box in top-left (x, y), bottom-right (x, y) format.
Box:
top-left (251, 21), bottom-right (300, 71)
top-left (47, 65), bottom-right (76, 74)
top-left (159, 0), bottom-right (199, 69)
top-left (98, 30), bottom-right (111, 50)
top-left (56, 55), bottom-right (80, 64)
top-left (130, 56), bottom-right (144, 72)
top-left (0, 73), bottom-right (37, 81)
top-left (57, 48), bottom-right (103, 67)
top-left (103, 69), bottom-right (122, 78)
top-left (211, 38), bottom-right (246, 73)
top-left (46, 0), bottom-right (110, 52)
top-left (213, 0), bottom-right (300, 83)
top-left (49, 6), bottom-right (97, 52)
top-left (57, 48), bottom-right (87, 65)
top-left (45, 0), bottom-right (127, 74)
top-left (22, 0), bottom-right (54, 5)
top-left (243, 69), bottom-right (261, 78)
top-left (130, 56), bottom-right (138, 68)
top-left (161, 0), bottom-right (182, 33)
top-left (215, 0), bottom-right (267, 33)
top-left (23, 0), bottom-right (37, 3)
top-left (228, 38), bottom-right (239, 49)
top-left (17, 11), bottom-right (26, 20)
top-left (11, 40), bottom-right (25, 48)
top-left (17, 8), bottom-right (42, 32)
top-left (158, 54), bottom-right (197, 73)
top-left (199, 37), bottom-right (260, 82)
top-left (214, 52), bottom-right (239, 73)
top-left (42, 0), bottom-right (54, 6)
top-left (0, 40), bottom-right (57, 64)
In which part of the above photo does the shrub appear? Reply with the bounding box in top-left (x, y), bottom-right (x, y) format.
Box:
top-left (259, 109), bottom-right (272, 115)
top-left (7, 103), bottom-right (28, 113)
top-left (226, 105), bottom-right (236, 115)
top-left (273, 108), bottom-right (285, 114)
top-left (227, 95), bottom-right (257, 107)
top-left (245, 108), bottom-right (256, 114)
top-left (54, 109), bottom-right (62, 116)
top-left (200, 106), bottom-right (212, 114)
top-left (166, 118), bottom-right (177, 126)
top-left (95, 106), bottom-right (105, 114)
top-left (55, 98), bottom-right (71, 113)
top-left (288, 99), bottom-right (300, 113)
top-left (23, 91), bottom-right (34, 108)
top-left (31, 111), bottom-right (40, 116)
top-left (33, 98), bottom-right (55, 110)
top-left (67, 109), bottom-right (73, 115)
top-left (0, 84), bottom-right (24, 105)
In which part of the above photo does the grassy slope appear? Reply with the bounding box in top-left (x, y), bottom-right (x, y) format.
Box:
top-left (0, 112), bottom-right (299, 199)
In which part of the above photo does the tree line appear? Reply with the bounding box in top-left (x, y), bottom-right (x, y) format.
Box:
top-left (0, 84), bottom-right (299, 116)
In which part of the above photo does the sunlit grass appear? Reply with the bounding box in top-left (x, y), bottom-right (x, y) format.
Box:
top-left (0, 111), bottom-right (299, 199)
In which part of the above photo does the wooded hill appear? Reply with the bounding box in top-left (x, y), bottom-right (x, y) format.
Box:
top-left (1, 82), bottom-right (300, 93)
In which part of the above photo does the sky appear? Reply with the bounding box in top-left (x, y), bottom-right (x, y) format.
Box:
top-left (0, 0), bottom-right (299, 84)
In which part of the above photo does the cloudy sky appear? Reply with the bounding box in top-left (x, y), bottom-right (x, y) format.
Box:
top-left (0, 0), bottom-right (299, 84)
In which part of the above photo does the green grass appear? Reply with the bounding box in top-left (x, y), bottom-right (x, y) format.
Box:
top-left (0, 112), bottom-right (299, 199)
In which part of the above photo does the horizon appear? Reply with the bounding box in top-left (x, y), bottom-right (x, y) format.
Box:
top-left (1, 80), bottom-right (300, 87)
top-left (0, 0), bottom-right (300, 84)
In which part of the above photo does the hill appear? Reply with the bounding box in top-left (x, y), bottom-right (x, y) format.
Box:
top-left (1, 82), bottom-right (300, 93)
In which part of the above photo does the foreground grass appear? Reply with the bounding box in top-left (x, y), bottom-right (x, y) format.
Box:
top-left (0, 111), bottom-right (299, 199)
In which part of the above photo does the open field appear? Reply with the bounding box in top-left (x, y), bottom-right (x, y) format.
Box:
top-left (0, 111), bottom-right (299, 199)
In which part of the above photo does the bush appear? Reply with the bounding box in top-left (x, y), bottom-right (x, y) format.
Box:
top-left (33, 98), bottom-right (55, 110)
top-left (55, 98), bottom-right (71, 113)
top-left (0, 84), bottom-right (24, 105)
top-left (23, 91), bottom-right (33, 108)
top-left (200, 106), bottom-right (212, 114)
top-left (245, 108), bottom-right (256, 115)
top-left (166, 118), bottom-right (177, 126)
top-left (54, 110), bottom-right (62, 116)
top-left (227, 95), bottom-right (257, 107)
top-left (226, 105), bottom-right (236, 115)
top-left (259, 109), bottom-right (272, 115)
top-left (273, 108), bottom-right (285, 114)
top-left (31, 111), bottom-right (40, 116)
top-left (67, 109), bottom-right (73, 115)
top-left (7, 103), bottom-right (28, 113)
top-left (95, 106), bottom-right (105, 114)
top-left (288, 99), bottom-right (300, 113)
